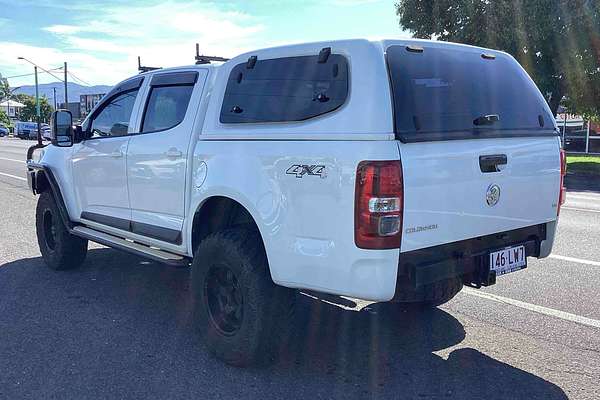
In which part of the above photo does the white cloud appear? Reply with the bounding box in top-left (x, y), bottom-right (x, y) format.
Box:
top-left (0, 41), bottom-right (135, 87)
top-left (44, 24), bottom-right (84, 35)
top-left (46, 2), bottom-right (265, 49)
top-left (331, 0), bottom-right (381, 6)
top-left (4, 1), bottom-right (267, 86)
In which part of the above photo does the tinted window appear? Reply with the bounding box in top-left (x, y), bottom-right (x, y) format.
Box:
top-left (220, 54), bottom-right (349, 123)
top-left (387, 45), bottom-right (556, 142)
top-left (141, 85), bottom-right (194, 133)
top-left (90, 89), bottom-right (139, 138)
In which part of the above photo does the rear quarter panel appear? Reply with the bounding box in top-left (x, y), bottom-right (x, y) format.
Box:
top-left (187, 140), bottom-right (401, 301)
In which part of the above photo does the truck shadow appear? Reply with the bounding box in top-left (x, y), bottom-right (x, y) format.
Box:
top-left (0, 248), bottom-right (567, 400)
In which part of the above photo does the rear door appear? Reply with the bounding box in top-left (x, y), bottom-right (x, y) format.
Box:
top-left (385, 44), bottom-right (561, 252)
top-left (126, 70), bottom-right (206, 245)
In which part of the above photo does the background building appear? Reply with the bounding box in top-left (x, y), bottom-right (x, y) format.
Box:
top-left (556, 112), bottom-right (600, 154)
top-left (58, 102), bottom-right (82, 121)
top-left (80, 93), bottom-right (105, 119)
top-left (0, 99), bottom-right (25, 122)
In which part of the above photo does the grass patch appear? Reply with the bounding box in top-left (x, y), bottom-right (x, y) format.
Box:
top-left (567, 155), bottom-right (600, 176)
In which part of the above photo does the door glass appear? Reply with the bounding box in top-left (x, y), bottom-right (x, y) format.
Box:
top-left (141, 85), bottom-right (194, 133)
top-left (90, 89), bottom-right (139, 138)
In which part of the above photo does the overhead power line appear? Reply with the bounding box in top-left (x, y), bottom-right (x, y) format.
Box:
top-left (67, 71), bottom-right (91, 87)
top-left (7, 67), bottom-right (94, 88)
top-left (31, 62), bottom-right (66, 83)
top-left (4, 67), bottom-right (63, 80)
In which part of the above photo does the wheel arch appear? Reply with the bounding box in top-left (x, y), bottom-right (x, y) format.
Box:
top-left (31, 168), bottom-right (50, 195)
top-left (29, 166), bottom-right (74, 230)
top-left (188, 194), bottom-right (272, 277)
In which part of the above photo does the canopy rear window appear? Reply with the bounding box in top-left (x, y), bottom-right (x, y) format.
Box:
top-left (220, 53), bottom-right (349, 124)
top-left (386, 45), bottom-right (556, 142)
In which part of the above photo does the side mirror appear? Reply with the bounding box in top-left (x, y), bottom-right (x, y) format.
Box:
top-left (51, 110), bottom-right (74, 147)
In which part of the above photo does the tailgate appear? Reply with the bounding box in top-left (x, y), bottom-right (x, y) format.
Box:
top-left (398, 137), bottom-right (561, 252)
top-left (384, 42), bottom-right (561, 252)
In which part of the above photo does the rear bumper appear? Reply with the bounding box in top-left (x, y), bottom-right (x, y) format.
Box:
top-left (395, 224), bottom-right (547, 292)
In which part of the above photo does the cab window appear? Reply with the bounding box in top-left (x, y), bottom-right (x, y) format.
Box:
top-left (89, 89), bottom-right (140, 138)
top-left (141, 85), bottom-right (194, 133)
top-left (140, 71), bottom-right (198, 133)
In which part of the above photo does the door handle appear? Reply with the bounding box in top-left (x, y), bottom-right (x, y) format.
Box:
top-left (479, 154), bottom-right (507, 173)
top-left (110, 150), bottom-right (123, 158)
top-left (165, 149), bottom-right (183, 159)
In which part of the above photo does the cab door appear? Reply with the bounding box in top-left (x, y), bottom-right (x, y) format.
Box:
top-left (126, 70), bottom-right (207, 245)
top-left (72, 77), bottom-right (144, 229)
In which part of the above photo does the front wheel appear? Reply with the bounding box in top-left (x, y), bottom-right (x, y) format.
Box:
top-left (36, 191), bottom-right (88, 270)
top-left (192, 228), bottom-right (295, 366)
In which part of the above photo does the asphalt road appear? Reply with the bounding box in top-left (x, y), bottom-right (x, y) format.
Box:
top-left (0, 137), bottom-right (599, 399)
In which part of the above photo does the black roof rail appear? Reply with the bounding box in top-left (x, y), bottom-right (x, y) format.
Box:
top-left (195, 43), bottom-right (230, 64)
top-left (246, 55), bottom-right (257, 69)
top-left (318, 47), bottom-right (331, 63)
top-left (138, 56), bottom-right (161, 73)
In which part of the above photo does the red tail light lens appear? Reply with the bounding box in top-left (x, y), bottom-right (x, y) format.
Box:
top-left (558, 149), bottom-right (567, 216)
top-left (355, 160), bottom-right (403, 249)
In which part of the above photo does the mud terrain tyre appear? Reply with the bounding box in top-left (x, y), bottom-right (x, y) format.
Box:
top-left (36, 191), bottom-right (88, 270)
top-left (192, 228), bottom-right (295, 367)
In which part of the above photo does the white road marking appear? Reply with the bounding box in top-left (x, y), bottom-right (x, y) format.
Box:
top-left (463, 288), bottom-right (600, 329)
top-left (562, 206), bottom-right (600, 214)
top-left (0, 157), bottom-right (25, 163)
top-left (567, 194), bottom-right (600, 201)
top-left (550, 254), bottom-right (600, 267)
top-left (0, 172), bottom-right (26, 181)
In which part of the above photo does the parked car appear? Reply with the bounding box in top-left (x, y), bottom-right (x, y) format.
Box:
top-left (14, 121), bottom-right (50, 140)
top-left (41, 123), bottom-right (51, 140)
top-left (0, 124), bottom-right (8, 137)
top-left (26, 39), bottom-right (565, 367)
top-left (15, 121), bottom-right (38, 139)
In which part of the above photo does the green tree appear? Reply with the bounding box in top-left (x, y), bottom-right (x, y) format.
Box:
top-left (19, 94), bottom-right (53, 123)
top-left (0, 75), bottom-right (10, 102)
top-left (395, 0), bottom-right (600, 117)
top-left (12, 93), bottom-right (32, 104)
top-left (0, 109), bottom-right (10, 127)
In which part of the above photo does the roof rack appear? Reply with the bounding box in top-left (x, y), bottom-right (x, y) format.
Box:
top-left (138, 56), bottom-right (161, 74)
top-left (195, 43), bottom-right (229, 64)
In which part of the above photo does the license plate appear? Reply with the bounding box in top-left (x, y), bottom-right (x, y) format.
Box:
top-left (489, 245), bottom-right (526, 276)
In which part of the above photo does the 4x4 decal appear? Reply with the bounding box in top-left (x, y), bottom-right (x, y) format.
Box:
top-left (286, 164), bottom-right (327, 179)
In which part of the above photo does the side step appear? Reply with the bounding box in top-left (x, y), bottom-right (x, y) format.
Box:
top-left (72, 226), bottom-right (189, 267)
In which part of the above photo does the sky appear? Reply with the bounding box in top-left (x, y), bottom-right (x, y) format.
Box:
top-left (0, 0), bottom-right (409, 88)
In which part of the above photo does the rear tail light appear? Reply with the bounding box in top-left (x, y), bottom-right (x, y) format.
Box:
top-left (355, 160), bottom-right (403, 249)
top-left (558, 149), bottom-right (567, 216)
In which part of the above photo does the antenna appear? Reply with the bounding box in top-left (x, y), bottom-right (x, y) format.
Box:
top-left (195, 43), bottom-right (230, 64)
top-left (138, 56), bottom-right (161, 73)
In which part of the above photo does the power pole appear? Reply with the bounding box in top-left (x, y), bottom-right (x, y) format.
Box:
top-left (63, 61), bottom-right (68, 110)
top-left (53, 87), bottom-right (57, 110)
top-left (34, 66), bottom-right (41, 145)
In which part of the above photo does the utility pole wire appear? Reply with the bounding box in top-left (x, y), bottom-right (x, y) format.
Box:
top-left (67, 71), bottom-right (91, 86)
top-left (4, 67), bottom-right (63, 80)
top-left (19, 61), bottom-right (65, 84)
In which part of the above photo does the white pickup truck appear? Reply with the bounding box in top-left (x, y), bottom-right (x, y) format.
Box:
top-left (27, 39), bottom-right (566, 366)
